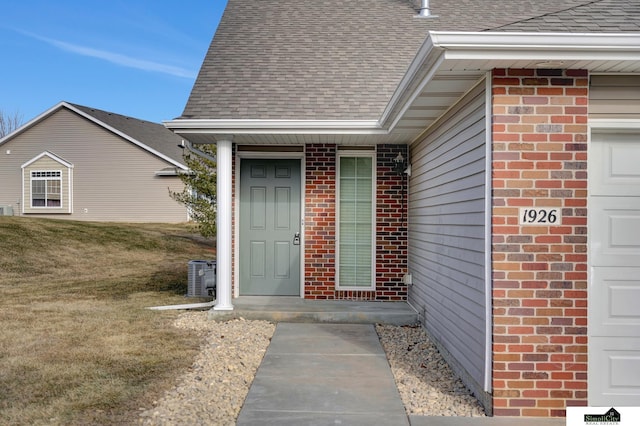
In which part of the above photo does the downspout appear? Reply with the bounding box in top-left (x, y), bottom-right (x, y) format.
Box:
top-left (180, 139), bottom-right (217, 163)
top-left (483, 73), bottom-right (493, 394)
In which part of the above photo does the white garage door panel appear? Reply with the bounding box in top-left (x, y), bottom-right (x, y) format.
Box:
top-left (590, 198), bottom-right (640, 267)
top-left (591, 267), bottom-right (640, 336)
top-left (612, 356), bottom-right (640, 387)
top-left (590, 130), bottom-right (640, 407)
top-left (589, 337), bottom-right (640, 406)
top-left (591, 133), bottom-right (640, 196)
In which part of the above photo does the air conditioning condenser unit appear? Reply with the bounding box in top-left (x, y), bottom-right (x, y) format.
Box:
top-left (0, 206), bottom-right (14, 216)
top-left (187, 260), bottom-right (216, 298)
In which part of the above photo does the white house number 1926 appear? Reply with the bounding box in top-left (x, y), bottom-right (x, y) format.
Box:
top-left (519, 208), bottom-right (561, 225)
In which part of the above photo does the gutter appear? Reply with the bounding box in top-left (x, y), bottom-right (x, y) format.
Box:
top-left (165, 118), bottom-right (384, 135)
top-left (429, 31), bottom-right (640, 53)
top-left (180, 138), bottom-right (217, 163)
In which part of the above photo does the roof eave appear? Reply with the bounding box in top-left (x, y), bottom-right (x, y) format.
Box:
top-left (381, 31), bottom-right (640, 136)
top-left (66, 105), bottom-right (188, 170)
top-left (0, 101), bottom-right (188, 170)
top-left (167, 31), bottom-right (640, 145)
top-left (164, 119), bottom-right (389, 144)
top-left (164, 119), bottom-right (384, 135)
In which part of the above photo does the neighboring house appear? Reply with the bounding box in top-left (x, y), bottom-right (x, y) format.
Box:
top-left (165, 0), bottom-right (640, 417)
top-left (0, 102), bottom-right (190, 222)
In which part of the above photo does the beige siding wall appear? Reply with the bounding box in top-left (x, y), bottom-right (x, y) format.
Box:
top-left (407, 82), bottom-right (488, 404)
top-left (590, 75), bottom-right (640, 119)
top-left (0, 108), bottom-right (188, 222)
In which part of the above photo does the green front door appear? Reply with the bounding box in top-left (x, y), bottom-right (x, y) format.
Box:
top-left (239, 159), bottom-right (301, 295)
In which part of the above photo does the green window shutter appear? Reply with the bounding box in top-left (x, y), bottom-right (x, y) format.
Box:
top-left (338, 155), bottom-right (374, 289)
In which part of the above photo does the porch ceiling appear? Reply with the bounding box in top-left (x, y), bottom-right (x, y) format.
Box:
top-left (389, 72), bottom-right (485, 137)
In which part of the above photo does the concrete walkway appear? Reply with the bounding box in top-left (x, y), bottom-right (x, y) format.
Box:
top-left (237, 322), bottom-right (409, 425)
top-left (237, 322), bottom-right (566, 426)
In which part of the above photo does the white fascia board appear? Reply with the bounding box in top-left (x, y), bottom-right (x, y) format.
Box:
top-left (430, 31), bottom-right (640, 55)
top-left (164, 119), bottom-right (384, 135)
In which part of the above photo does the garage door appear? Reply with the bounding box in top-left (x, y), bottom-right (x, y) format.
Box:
top-left (589, 132), bottom-right (640, 406)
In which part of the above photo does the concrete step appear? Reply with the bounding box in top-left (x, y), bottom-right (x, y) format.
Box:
top-left (207, 296), bottom-right (419, 325)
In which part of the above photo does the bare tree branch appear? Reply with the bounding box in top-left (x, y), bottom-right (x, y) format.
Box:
top-left (0, 109), bottom-right (24, 138)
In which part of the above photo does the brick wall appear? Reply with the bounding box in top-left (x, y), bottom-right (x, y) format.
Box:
top-left (375, 145), bottom-right (408, 301)
top-left (304, 144), bottom-right (337, 299)
top-left (304, 143), bottom-right (408, 300)
top-left (491, 68), bottom-right (589, 416)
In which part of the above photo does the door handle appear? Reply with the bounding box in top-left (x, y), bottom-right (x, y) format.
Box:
top-left (293, 232), bottom-right (300, 245)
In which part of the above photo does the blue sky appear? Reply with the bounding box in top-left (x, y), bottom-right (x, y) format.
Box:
top-left (1, 0), bottom-right (227, 124)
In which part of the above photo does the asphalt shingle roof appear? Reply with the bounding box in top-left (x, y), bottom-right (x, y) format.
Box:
top-left (182, 0), bottom-right (640, 121)
top-left (70, 103), bottom-right (186, 165)
top-left (494, 0), bottom-right (640, 32)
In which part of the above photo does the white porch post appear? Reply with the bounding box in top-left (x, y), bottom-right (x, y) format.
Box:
top-left (214, 136), bottom-right (234, 310)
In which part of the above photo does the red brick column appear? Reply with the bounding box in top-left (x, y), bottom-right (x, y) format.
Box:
top-left (491, 68), bottom-right (588, 417)
top-left (304, 144), bottom-right (337, 299)
top-left (374, 145), bottom-right (408, 301)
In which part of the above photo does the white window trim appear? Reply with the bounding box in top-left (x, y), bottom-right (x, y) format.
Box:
top-left (336, 150), bottom-right (376, 291)
top-left (21, 152), bottom-right (74, 214)
top-left (30, 169), bottom-right (63, 209)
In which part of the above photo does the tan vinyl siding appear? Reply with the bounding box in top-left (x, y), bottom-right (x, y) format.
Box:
top-left (590, 75), bottom-right (640, 119)
top-left (408, 82), bottom-right (487, 398)
top-left (0, 108), bottom-right (187, 222)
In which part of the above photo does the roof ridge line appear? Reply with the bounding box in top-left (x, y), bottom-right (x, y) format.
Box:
top-left (69, 102), bottom-right (155, 125)
top-left (487, 0), bottom-right (604, 31)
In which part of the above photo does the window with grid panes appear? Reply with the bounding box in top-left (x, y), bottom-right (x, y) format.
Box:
top-left (31, 170), bottom-right (62, 207)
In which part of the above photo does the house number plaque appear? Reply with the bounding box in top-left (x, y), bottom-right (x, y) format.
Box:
top-left (519, 207), bottom-right (561, 225)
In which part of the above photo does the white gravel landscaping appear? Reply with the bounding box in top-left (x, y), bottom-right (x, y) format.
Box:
top-left (138, 313), bottom-right (485, 425)
top-left (376, 324), bottom-right (486, 417)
